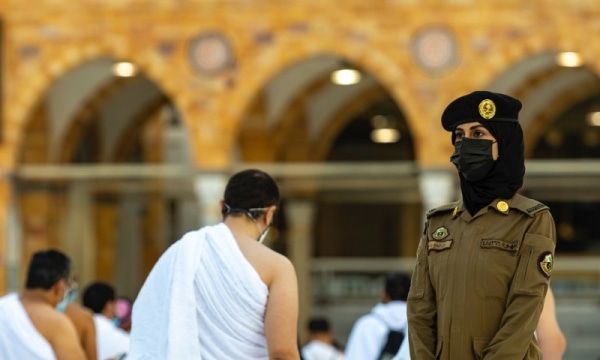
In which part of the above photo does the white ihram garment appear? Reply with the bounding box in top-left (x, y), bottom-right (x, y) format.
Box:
top-left (93, 313), bottom-right (130, 360)
top-left (0, 293), bottom-right (57, 360)
top-left (128, 223), bottom-right (269, 360)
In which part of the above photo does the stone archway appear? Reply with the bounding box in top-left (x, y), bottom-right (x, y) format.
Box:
top-left (11, 55), bottom-right (192, 294)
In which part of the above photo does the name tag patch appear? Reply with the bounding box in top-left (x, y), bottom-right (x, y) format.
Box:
top-left (481, 239), bottom-right (518, 252)
top-left (428, 239), bottom-right (453, 251)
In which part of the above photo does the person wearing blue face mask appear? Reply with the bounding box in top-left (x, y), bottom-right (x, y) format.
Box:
top-left (0, 249), bottom-right (86, 360)
top-left (407, 91), bottom-right (557, 360)
top-left (83, 282), bottom-right (130, 360)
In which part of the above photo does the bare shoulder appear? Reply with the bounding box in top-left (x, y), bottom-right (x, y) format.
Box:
top-left (44, 310), bottom-right (80, 340)
top-left (64, 303), bottom-right (94, 322)
top-left (24, 302), bottom-right (77, 341)
top-left (242, 242), bottom-right (297, 287)
top-left (262, 245), bottom-right (295, 273)
top-left (64, 303), bottom-right (95, 341)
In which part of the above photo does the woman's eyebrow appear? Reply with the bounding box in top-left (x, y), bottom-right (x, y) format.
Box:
top-left (469, 125), bottom-right (485, 130)
top-left (456, 124), bottom-right (485, 132)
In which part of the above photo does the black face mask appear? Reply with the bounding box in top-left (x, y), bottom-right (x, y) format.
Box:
top-left (450, 138), bottom-right (496, 182)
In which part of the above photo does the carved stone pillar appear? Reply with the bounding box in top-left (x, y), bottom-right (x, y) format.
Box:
top-left (194, 173), bottom-right (227, 227)
top-left (63, 182), bottom-right (96, 288)
top-left (0, 175), bottom-right (11, 293)
top-left (285, 198), bottom-right (315, 344)
top-left (94, 193), bottom-right (119, 283)
top-left (418, 168), bottom-right (456, 216)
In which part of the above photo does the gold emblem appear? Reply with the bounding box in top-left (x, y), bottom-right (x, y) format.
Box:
top-left (496, 201), bottom-right (509, 212)
top-left (539, 252), bottom-right (553, 278)
top-left (452, 206), bottom-right (458, 218)
top-left (433, 226), bottom-right (449, 240)
top-left (478, 99), bottom-right (496, 119)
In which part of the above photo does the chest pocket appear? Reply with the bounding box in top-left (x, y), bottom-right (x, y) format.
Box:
top-left (475, 238), bottom-right (519, 300)
top-left (427, 238), bottom-right (454, 298)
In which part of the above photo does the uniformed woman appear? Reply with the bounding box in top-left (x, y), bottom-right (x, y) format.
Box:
top-left (407, 91), bottom-right (556, 359)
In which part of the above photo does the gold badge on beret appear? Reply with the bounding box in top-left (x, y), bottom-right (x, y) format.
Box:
top-left (478, 99), bottom-right (496, 119)
top-left (433, 226), bottom-right (449, 240)
top-left (496, 201), bottom-right (509, 212)
top-left (538, 252), bottom-right (553, 278)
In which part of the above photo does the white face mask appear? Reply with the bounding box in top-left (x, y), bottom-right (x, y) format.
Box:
top-left (258, 226), bottom-right (271, 244)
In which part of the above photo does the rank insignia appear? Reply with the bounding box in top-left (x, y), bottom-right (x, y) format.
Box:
top-left (433, 226), bottom-right (449, 240)
top-left (496, 201), bottom-right (509, 212)
top-left (452, 206), bottom-right (458, 218)
top-left (538, 252), bottom-right (553, 278)
top-left (479, 99), bottom-right (496, 119)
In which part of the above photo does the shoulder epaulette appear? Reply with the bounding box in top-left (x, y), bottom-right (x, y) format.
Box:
top-left (511, 194), bottom-right (549, 217)
top-left (426, 201), bottom-right (459, 218)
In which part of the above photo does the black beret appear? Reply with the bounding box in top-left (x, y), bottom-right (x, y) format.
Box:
top-left (441, 91), bottom-right (522, 131)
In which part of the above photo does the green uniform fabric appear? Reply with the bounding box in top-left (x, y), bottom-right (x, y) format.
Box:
top-left (407, 193), bottom-right (556, 360)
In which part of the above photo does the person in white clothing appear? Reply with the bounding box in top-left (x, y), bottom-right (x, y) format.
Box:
top-left (83, 282), bottom-right (130, 360)
top-left (128, 169), bottom-right (300, 360)
top-left (301, 317), bottom-right (344, 360)
top-left (345, 272), bottom-right (411, 360)
top-left (0, 249), bottom-right (85, 360)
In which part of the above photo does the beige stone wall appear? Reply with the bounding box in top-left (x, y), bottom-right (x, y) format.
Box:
top-left (1, 0), bottom-right (599, 293)
top-left (1, 1), bottom-right (597, 169)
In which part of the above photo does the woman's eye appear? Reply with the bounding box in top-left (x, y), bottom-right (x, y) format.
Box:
top-left (455, 133), bottom-right (464, 140)
top-left (474, 131), bottom-right (484, 138)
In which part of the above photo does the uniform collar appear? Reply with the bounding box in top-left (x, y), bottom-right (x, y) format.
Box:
top-left (457, 197), bottom-right (512, 221)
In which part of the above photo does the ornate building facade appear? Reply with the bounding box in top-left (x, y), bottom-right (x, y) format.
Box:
top-left (1, 0), bottom-right (599, 353)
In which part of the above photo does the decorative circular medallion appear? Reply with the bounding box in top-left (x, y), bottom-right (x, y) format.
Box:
top-left (409, 25), bottom-right (459, 76)
top-left (188, 31), bottom-right (235, 76)
top-left (478, 99), bottom-right (496, 119)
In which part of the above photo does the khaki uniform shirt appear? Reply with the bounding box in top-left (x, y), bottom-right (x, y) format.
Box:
top-left (407, 194), bottom-right (556, 360)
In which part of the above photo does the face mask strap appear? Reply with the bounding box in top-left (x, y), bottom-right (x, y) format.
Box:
top-left (223, 203), bottom-right (274, 242)
top-left (222, 203), bottom-right (269, 220)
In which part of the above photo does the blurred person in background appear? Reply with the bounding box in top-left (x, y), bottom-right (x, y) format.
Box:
top-left (0, 249), bottom-right (85, 360)
top-left (114, 297), bottom-right (133, 333)
top-left (64, 301), bottom-right (98, 360)
top-left (345, 272), bottom-right (410, 360)
top-left (536, 288), bottom-right (567, 360)
top-left (83, 282), bottom-right (130, 360)
top-left (301, 316), bottom-right (344, 360)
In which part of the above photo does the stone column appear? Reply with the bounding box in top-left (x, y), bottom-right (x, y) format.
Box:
top-left (6, 181), bottom-right (22, 292)
top-left (94, 193), bottom-right (119, 283)
top-left (285, 198), bottom-right (315, 344)
top-left (418, 167), bottom-right (456, 217)
top-left (63, 182), bottom-right (96, 289)
top-left (115, 193), bottom-right (143, 297)
top-left (194, 173), bottom-right (227, 227)
top-left (0, 174), bottom-right (11, 293)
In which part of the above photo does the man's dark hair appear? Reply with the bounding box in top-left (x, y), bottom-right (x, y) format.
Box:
top-left (83, 282), bottom-right (115, 314)
top-left (222, 169), bottom-right (280, 216)
top-left (25, 249), bottom-right (71, 290)
top-left (307, 316), bottom-right (331, 333)
top-left (385, 272), bottom-right (411, 301)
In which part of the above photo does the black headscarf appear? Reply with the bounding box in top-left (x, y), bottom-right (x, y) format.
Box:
top-left (458, 121), bottom-right (525, 215)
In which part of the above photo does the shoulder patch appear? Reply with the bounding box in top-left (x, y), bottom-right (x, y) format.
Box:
top-left (511, 194), bottom-right (549, 217)
top-left (526, 203), bottom-right (547, 214)
top-left (426, 202), bottom-right (459, 218)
